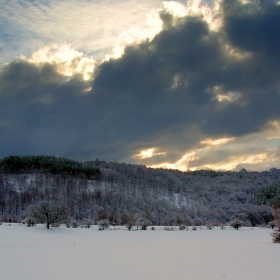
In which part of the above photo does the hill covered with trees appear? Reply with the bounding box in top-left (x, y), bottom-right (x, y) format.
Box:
top-left (0, 155), bottom-right (279, 227)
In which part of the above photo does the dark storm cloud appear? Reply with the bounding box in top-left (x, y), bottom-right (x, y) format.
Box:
top-left (1, 0), bottom-right (280, 163)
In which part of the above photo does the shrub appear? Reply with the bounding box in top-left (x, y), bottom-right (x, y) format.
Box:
top-left (179, 224), bottom-right (187, 230)
top-left (230, 218), bottom-right (244, 230)
top-left (271, 229), bottom-right (280, 243)
top-left (1, 214), bottom-right (20, 223)
top-left (83, 219), bottom-right (93, 229)
top-left (72, 220), bottom-right (79, 228)
top-left (25, 217), bottom-right (36, 227)
top-left (268, 221), bottom-right (276, 229)
top-left (206, 219), bottom-right (221, 230)
top-left (51, 222), bottom-right (61, 228)
top-left (125, 221), bottom-right (133, 231)
top-left (206, 221), bottom-right (214, 230)
top-left (135, 218), bottom-right (152, 230)
top-left (271, 208), bottom-right (280, 243)
top-left (164, 226), bottom-right (176, 231)
top-left (194, 218), bottom-right (204, 226)
top-left (98, 219), bottom-right (110, 230)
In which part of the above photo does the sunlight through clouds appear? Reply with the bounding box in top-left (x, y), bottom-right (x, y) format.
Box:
top-left (207, 86), bottom-right (242, 103)
top-left (191, 153), bottom-right (269, 171)
top-left (1, 0), bottom-right (280, 172)
top-left (105, 0), bottom-right (223, 59)
top-left (0, 0), bottom-right (165, 63)
top-left (200, 137), bottom-right (234, 146)
top-left (27, 44), bottom-right (96, 80)
top-left (134, 148), bottom-right (166, 159)
top-left (148, 150), bottom-right (200, 171)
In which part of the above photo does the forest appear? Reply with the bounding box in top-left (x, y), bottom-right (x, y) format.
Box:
top-left (0, 155), bottom-right (279, 227)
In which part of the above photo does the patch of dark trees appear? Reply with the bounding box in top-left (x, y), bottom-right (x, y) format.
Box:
top-left (0, 155), bottom-right (279, 227)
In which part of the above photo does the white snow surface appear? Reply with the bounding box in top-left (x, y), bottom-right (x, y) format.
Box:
top-left (0, 224), bottom-right (279, 280)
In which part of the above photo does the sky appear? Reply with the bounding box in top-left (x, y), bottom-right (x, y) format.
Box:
top-left (0, 0), bottom-right (280, 171)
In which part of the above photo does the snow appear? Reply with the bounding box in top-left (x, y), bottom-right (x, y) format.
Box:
top-left (0, 224), bottom-right (279, 280)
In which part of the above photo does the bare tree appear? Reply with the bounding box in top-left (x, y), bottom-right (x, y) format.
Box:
top-left (29, 201), bottom-right (69, 229)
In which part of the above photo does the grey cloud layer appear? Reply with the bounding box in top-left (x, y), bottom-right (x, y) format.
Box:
top-left (1, 0), bottom-right (280, 165)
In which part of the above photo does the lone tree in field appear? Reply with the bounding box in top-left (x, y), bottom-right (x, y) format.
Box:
top-left (29, 201), bottom-right (69, 229)
top-left (230, 218), bottom-right (244, 230)
top-left (271, 209), bottom-right (280, 243)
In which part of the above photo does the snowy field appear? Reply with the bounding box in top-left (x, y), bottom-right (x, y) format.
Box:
top-left (0, 224), bottom-right (279, 280)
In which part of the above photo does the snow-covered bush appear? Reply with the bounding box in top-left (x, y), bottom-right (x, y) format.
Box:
top-left (125, 221), bottom-right (133, 231)
top-left (51, 222), bottom-right (61, 228)
top-left (25, 217), bottom-right (36, 227)
top-left (135, 218), bottom-right (152, 230)
top-left (206, 221), bottom-right (215, 230)
top-left (179, 224), bottom-right (187, 230)
top-left (194, 218), bottom-right (204, 227)
top-left (71, 220), bottom-right (79, 228)
top-left (230, 218), bottom-right (244, 230)
top-left (206, 218), bottom-right (221, 230)
top-left (271, 209), bottom-right (280, 243)
top-left (133, 212), bottom-right (152, 230)
top-left (164, 226), bottom-right (177, 231)
top-left (98, 219), bottom-right (110, 230)
top-left (1, 214), bottom-right (20, 223)
top-left (268, 221), bottom-right (276, 229)
top-left (83, 219), bottom-right (93, 229)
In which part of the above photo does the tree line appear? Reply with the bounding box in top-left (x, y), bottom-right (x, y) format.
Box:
top-left (0, 155), bottom-right (279, 228)
top-left (1, 155), bottom-right (100, 178)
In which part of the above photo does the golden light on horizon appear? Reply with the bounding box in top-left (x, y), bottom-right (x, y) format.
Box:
top-left (134, 148), bottom-right (166, 159)
top-left (200, 137), bottom-right (235, 146)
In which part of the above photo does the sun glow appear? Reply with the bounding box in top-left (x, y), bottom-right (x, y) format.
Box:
top-left (149, 150), bottom-right (269, 172)
top-left (190, 153), bottom-right (268, 171)
top-left (149, 150), bottom-right (200, 171)
top-left (207, 85), bottom-right (241, 103)
top-left (200, 137), bottom-right (235, 146)
top-left (134, 148), bottom-right (166, 159)
top-left (106, 0), bottom-right (224, 60)
top-left (28, 44), bottom-right (96, 80)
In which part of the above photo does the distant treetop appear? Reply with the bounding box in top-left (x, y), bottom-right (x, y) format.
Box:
top-left (1, 155), bottom-right (100, 178)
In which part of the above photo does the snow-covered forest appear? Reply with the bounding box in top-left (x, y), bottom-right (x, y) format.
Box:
top-left (0, 155), bottom-right (279, 226)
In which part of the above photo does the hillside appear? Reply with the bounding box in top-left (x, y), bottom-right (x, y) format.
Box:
top-left (0, 155), bottom-right (279, 226)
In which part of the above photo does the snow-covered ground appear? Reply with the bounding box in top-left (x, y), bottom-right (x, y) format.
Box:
top-left (0, 224), bottom-right (279, 280)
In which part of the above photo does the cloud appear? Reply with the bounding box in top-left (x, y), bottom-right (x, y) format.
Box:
top-left (1, 0), bottom-right (280, 171)
top-left (0, 0), bottom-right (164, 63)
top-left (134, 148), bottom-right (166, 159)
top-left (27, 44), bottom-right (96, 80)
